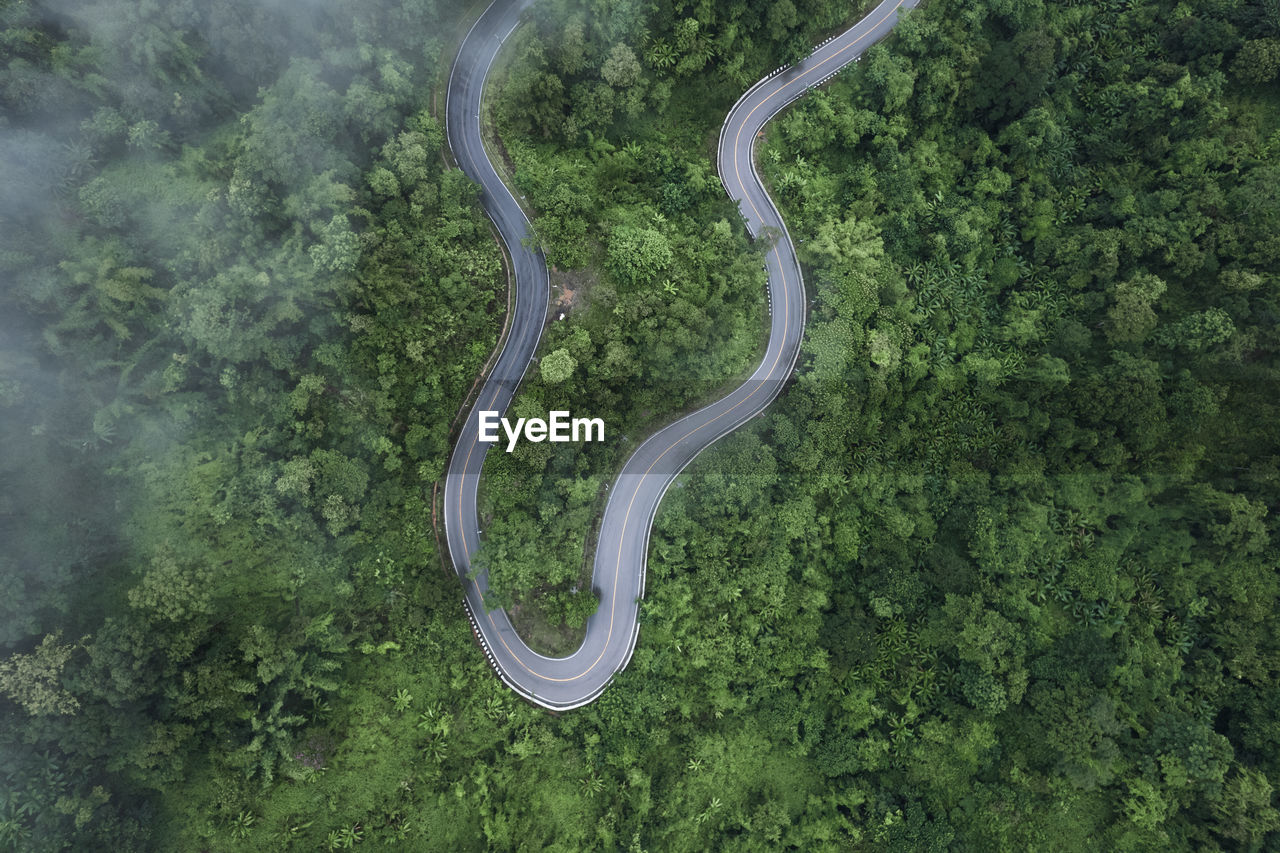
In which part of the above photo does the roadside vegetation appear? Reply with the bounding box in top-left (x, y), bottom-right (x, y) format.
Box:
top-left (0, 0), bottom-right (1277, 849)
top-left (475, 0), bottom-right (886, 646)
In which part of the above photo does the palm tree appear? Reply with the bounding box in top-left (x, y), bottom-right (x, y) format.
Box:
top-left (644, 40), bottom-right (676, 71)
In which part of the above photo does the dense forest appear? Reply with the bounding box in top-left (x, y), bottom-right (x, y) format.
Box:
top-left (2, 0), bottom-right (1279, 850)
top-left (1, 0), bottom-right (506, 846)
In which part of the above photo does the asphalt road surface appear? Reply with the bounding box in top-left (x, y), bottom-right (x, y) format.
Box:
top-left (443, 0), bottom-right (919, 710)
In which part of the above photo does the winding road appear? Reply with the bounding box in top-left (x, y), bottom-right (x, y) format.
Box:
top-left (443, 0), bottom-right (918, 710)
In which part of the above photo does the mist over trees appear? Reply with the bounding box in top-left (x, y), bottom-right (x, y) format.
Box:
top-left (1, 0), bottom-right (1279, 849)
top-left (2, 0), bottom-right (503, 846)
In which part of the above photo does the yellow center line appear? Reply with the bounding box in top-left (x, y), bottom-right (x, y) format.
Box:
top-left (455, 0), bottom-right (907, 685)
